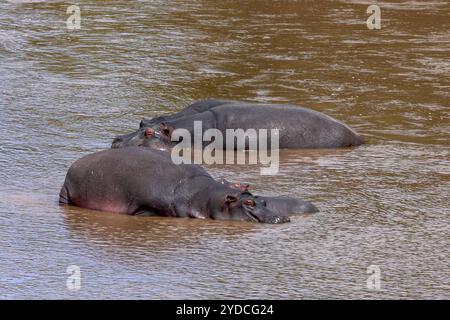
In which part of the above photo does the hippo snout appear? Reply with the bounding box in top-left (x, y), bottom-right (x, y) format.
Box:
top-left (298, 201), bottom-right (319, 214)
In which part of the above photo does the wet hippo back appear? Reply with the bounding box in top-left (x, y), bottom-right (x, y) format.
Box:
top-left (60, 148), bottom-right (209, 214)
top-left (164, 103), bottom-right (364, 148)
top-left (60, 148), bottom-right (290, 223)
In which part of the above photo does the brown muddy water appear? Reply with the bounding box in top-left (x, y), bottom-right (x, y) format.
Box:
top-left (0, 1), bottom-right (449, 299)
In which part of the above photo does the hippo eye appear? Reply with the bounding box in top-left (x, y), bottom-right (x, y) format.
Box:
top-left (244, 199), bottom-right (255, 206)
top-left (145, 128), bottom-right (154, 137)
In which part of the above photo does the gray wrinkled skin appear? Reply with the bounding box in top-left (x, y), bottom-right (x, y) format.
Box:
top-left (60, 147), bottom-right (292, 224)
top-left (112, 99), bottom-right (364, 150)
top-left (219, 179), bottom-right (319, 215)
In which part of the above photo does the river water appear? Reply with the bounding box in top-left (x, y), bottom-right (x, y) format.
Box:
top-left (0, 0), bottom-right (449, 299)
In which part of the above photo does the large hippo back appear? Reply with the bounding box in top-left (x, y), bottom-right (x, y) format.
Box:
top-left (168, 102), bottom-right (364, 148)
top-left (61, 147), bottom-right (210, 214)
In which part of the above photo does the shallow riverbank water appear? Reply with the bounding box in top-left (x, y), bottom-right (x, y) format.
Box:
top-left (0, 1), bottom-right (449, 299)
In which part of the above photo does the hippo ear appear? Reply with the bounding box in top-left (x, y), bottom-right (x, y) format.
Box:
top-left (233, 183), bottom-right (250, 192)
top-left (140, 118), bottom-right (153, 128)
top-left (224, 194), bottom-right (238, 205)
top-left (159, 123), bottom-right (174, 137)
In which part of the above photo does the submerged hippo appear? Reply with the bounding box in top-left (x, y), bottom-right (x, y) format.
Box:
top-left (111, 99), bottom-right (364, 150)
top-left (59, 147), bottom-right (297, 223)
top-left (220, 180), bottom-right (319, 215)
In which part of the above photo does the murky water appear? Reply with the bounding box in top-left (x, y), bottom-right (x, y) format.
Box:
top-left (0, 0), bottom-right (449, 299)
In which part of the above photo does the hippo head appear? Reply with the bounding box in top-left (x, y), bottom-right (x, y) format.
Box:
top-left (111, 123), bottom-right (175, 151)
top-left (218, 179), bottom-right (250, 192)
top-left (219, 179), bottom-right (319, 215)
top-left (208, 190), bottom-right (290, 224)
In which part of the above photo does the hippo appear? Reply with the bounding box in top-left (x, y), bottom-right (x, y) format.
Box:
top-left (59, 147), bottom-right (293, 224)
top-left (139, 99), bottom-right (234, 129)
top-left (220, 180), bottom-right (319, 214)
top-left (112, 99), bottom-right (234, 148)
top-left (111, 99), bottom-right (364, 150)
